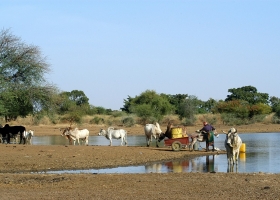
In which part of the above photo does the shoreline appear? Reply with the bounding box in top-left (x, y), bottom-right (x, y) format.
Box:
top-left (24, 123), bottom-right (280, 137)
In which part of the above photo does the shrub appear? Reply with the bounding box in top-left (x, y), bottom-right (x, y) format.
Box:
top-left (122, 116), bottom-right (135, 127)
top-left (89, 116), bottom-right (104, 124)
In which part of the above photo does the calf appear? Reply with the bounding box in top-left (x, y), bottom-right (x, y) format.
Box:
top-left (23, 130), bottom-right (34, 144)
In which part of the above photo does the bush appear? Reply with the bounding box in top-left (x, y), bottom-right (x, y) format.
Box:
top-left (122, 116), bottom-right (135, 127)
top-left (183, 117), bottom-right (196, 126)
top-left (89, 116), bottom-right (104, 124)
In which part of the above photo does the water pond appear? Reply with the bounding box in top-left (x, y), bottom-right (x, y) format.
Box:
top-left (31, 133), bottom-right (280, 174)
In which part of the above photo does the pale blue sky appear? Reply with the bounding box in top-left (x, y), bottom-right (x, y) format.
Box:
top-left (1, 0), bottom-right (279, 110)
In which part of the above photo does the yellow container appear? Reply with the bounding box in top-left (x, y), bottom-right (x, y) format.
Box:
top-left (171, 128), bottom-right (183, 139)
top-left (239, 152), bottom-right (246, 161)
top-left (240, 143), bottom-right (246, 153)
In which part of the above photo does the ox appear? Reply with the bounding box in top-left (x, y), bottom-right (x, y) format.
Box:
top-left (189, 130), bottom-right (219, 152)
top-left (2, 124), bottom-right (26, 144)
top-left (60, 127), bottom-right (89, 145)
top-left (23, 130), bottom-right (34, 144)
top-left (98, 127), bottom-right (127, 146)
top-left (144, 122), bottom-right (164, 147)
top-left (223, 128), bottom-right (242, 165)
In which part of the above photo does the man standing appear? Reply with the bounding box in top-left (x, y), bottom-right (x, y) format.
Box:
top-left (200, 121), bottom-right (216, 151)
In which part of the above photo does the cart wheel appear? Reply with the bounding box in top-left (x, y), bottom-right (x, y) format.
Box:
top-left (171, 141), bottom-right (182, 151)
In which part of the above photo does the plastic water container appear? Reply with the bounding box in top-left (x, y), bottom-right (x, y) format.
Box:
top-left (240, 143), bottom-right (246, 153)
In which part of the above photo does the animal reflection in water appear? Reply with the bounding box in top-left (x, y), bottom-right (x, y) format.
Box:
top-left (145, 163), bottom-right (162, 173)
top-left (165, 160), bottom-right (190, 173)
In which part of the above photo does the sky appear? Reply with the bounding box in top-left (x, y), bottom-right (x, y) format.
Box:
top-left (1, 0), bottom-right (280, 110)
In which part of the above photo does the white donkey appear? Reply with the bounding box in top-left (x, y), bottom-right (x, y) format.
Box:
top-left (223, 128), bottom-right (242, 165)
top-left (144, 122), bottom-right (163, 147)
top-left (98, 127), bottom-right (127, 146)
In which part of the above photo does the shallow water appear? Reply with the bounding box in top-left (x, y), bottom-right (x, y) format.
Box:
top-left (31, 133), bottom-right (280, 174)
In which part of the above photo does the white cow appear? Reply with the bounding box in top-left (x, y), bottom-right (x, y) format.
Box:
top-left (223, 128), bottom-right (242, 165)
top-left (144, 122), bottom-right (163, 147)
top-left (23, 130), bottom-right (34, 144)
top-left (60, 127), bottom-right (89, 145)
top-left (98, 127), bottom-right (127, 146)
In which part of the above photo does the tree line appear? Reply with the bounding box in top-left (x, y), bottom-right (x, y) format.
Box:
top-left (1, 29), bottom-right (280, 125)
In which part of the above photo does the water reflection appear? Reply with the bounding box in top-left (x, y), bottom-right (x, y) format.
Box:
top-left (29, 133), bottom-right (280, 174)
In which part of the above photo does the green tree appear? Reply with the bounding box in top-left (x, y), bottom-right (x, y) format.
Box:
top-left (216, 100), bottom-right (250, 119)
top-left (225, 85), bottom-right (269, 105)
top-left (55, 90), bottom-right (90, 116)
top-left (121, 95), bottom-right (134, 113)
top-left (0, 29), bottom-right (57, 122)
top-left (202, 98), bottom-right (219, 113)
top-left (129, 90), bottom-right (174, 123)
top-left (269, 96), bottom-right (280, 112)
top-left (160, 93), bottom-right (188, 114)
top-left (177, 95), bottom-right (199, 125)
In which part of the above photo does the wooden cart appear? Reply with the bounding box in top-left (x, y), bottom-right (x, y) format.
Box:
top-left (164, 137), bottom-right (189, 151)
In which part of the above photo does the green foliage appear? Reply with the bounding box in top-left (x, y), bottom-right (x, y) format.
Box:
top-left (202, 98), bottom-right (219, 113)
top-left (272, 115), bottom-right (280, 124)
top-left (216, 100), bottom-right (250, 119)
top-left (269, 96), bottom-right (280, 112)
top-left (274, 104), bottom-right (280, 118)
top-left (129, 90), bottom-right (174, 123)
top-left (122, 116), bottom-right (135, 127)
top-left (249, 103), bottom-right (272, 117)
top-left (111, 110), bottom-right (125, 118)
top-left (225, 85), bottom-right (269, 105)
top-left (182, 116), bottom-right (197, 126)
top-left (204, 115), bottom-right (218, 125)
top-left (0, 29), bottom-right (57, 121)
top-left (160, 93), bottom-right (188, 114)
top-left (60, 112), bottom-right (83, 125)
top-left (177, 95), bottom-right (199, 122)
top-left (121, 96), bottom-right (133, 113)
top-left (90, 116), bottom-right (104, 124)
top-left (221, 113), bottom-right (249, 126)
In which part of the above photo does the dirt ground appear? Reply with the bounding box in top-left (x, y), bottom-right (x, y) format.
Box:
top-left (0, 123), bottom-right (280, 199)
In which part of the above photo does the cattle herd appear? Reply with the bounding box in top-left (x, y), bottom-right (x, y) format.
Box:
top-left (0, 122), bottom-right (243, 167)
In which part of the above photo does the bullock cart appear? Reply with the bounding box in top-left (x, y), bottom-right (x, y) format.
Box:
top-left (164, 137), bottom-right (189, 151)
top-left (163, 127), bottom-right (189, 151)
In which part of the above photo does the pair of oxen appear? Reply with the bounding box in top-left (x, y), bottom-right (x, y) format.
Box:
top-left (60, 126), bottom-right (128, 146)
top-left (0, 124), bottom-right (33, 144)
top-left (144, 122), bottom-right (242, 165)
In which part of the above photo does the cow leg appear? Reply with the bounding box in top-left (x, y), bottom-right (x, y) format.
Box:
top-left (20, 132), bottom-right (23, 144)
top-left (146, 137), bottom-right (150, 147)
top-left (7, 134), bottom-right (11, 144)
top-left (156, 137), bottom-right (159, 148)
top-left (236, 150), bottom-right (240, 165)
